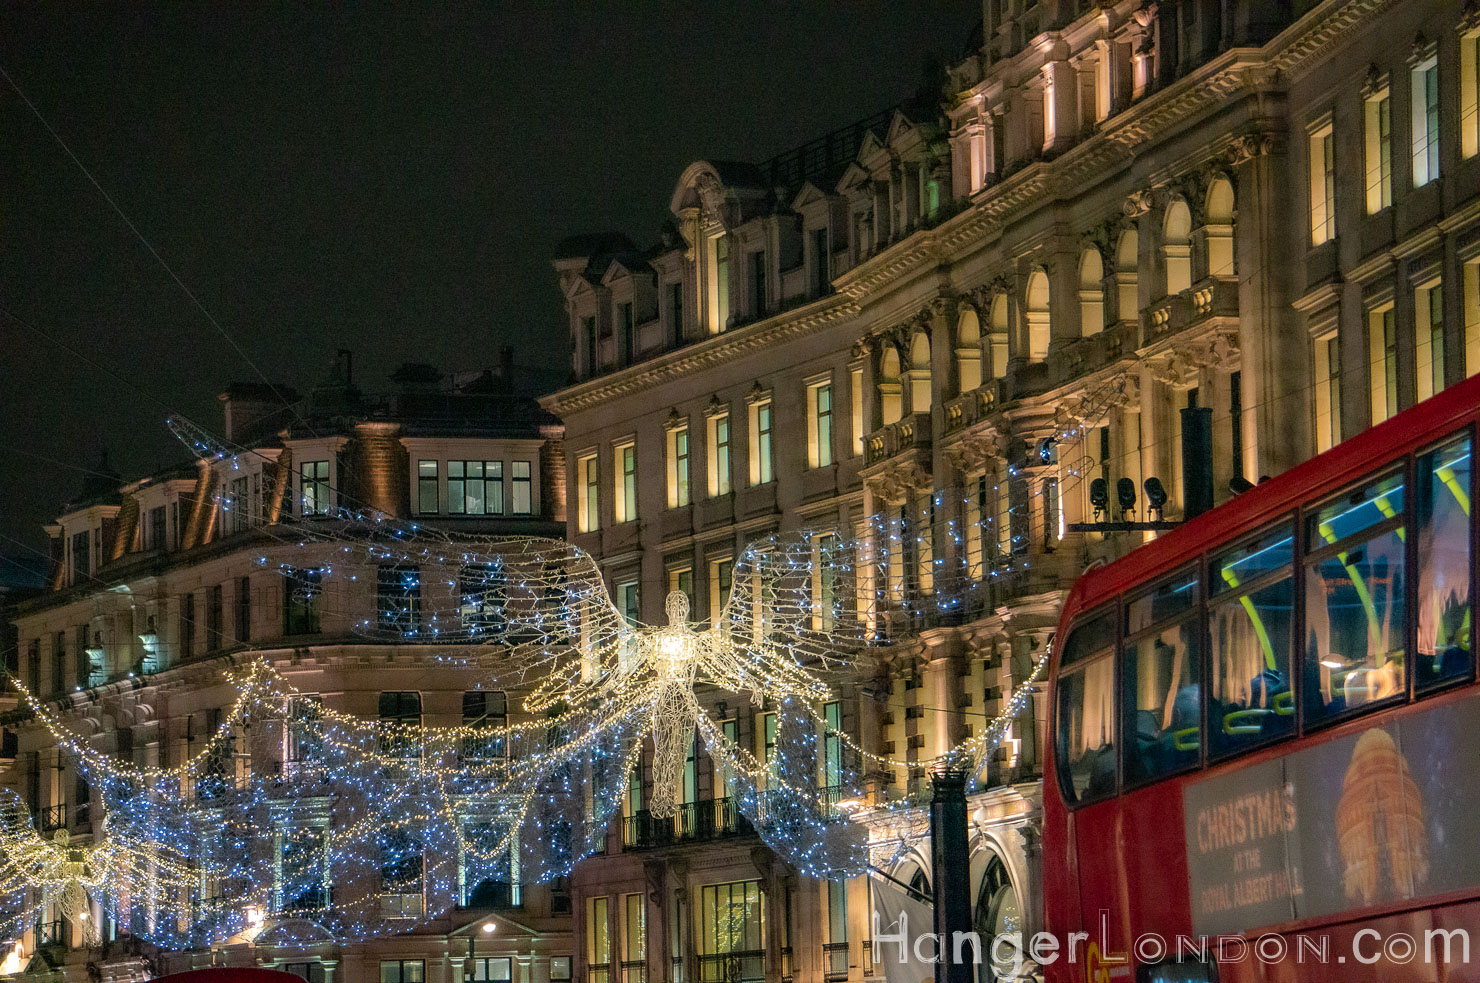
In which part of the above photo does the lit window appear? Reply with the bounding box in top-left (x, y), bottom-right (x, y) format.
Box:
top-left (1464, 32), bottom-right (1480, 158)
top-left (417, 460), bottom-right (439, 514)
top-left (300, 460), bottom-right (330, 516)
top-left (1416, 279), bottom-right (1446, 401)
top-left (1368, 304), bottom-right (1398, 425)
top-left (667, 424), bottom-right (690, 508)
top-left (613, 442), bottom-right (637, 524)
top-left (1309, 121), bottom-right (1335, 245)
top-left (510, 461), bottom-right (532, 515)
top-left (1412, 54), bottom-right (1440, 187)
top-left (587, 896), bottom-right (611, 971)
top-left (667, 566), bottom-right (693, 608)
top-left (808, 380), bottom-right (834, 469)
top-left (810, 533), bottom-right (837, 631)
top-left (1314, 332), bottom-right (1342, 453)
top-left (708, 557), bottom-right (733, 619)
top-left (576, 453), bottom-right (599, 533)
top-left (707, 412), bottom-right (731, 496)
top-left (850, 366), bottom-right (864, 456)
top-left (1464, 258), bottom-right (1480, 377)
top-left (748, 399), bottom-right (773, 485)
top-left (1363, 84), bottom-right (1392, 213)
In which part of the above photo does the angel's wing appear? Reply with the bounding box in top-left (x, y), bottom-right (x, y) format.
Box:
top-left (715, 529), bottom-right (874, 688)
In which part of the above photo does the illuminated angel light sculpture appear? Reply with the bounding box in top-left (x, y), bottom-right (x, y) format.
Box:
top-left (0, 790), bottom-right (202, 948)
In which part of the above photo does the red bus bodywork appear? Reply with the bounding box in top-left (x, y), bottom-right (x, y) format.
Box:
top-left (1043, 372), bottom-right (1480, 983)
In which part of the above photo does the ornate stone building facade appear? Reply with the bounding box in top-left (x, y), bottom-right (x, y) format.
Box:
top-left (544, 1), bottom-right (1480, 981)
top-left (4, 366), bottom-right (572, 983)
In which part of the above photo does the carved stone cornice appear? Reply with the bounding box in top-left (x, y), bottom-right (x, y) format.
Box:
top-left (864, 458), bottom-right (931, 502)
top-left (943, 428), bottom-right (1004, 475)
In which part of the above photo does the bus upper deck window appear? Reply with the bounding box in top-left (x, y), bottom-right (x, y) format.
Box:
top-left (1055, 609), bottom-right (1116, 805)
top-left (1209, 523), bottom-right (1295, 757)
top-left (1416, 434), bottom-right (1473, 690)
top-left (1126, 567), bottom-right (1198, 636)
top-left (1304, 470), bottom-right (1406, 723)
top-left (1123, 571), bottom-right (1202, 785)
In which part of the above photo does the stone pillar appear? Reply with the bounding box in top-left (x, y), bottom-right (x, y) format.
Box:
top-left (1229, 132), bottom-right (1307, 478)
top-left (1041, 59), bottom-right (1077, 154)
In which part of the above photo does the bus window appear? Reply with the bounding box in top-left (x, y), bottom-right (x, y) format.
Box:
top-left (1126, 567), bottom-right (1198, 635)
top-left (1304, 470), bottom-right (1407, 722)
top-left (1123, 614), bottom-right (1201, 785)
top-left (1209, 524), bottom-right (1295, 757)
top-left (1059, 607), bottom-right (1114, 667)
top-left (1416, 434), bottom-right (1472, 690)
top-left (1056, 655), bottom-right (1116, 804)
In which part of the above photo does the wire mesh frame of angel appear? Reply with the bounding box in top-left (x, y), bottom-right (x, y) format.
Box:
top-left (0, 790), bottom-right (203, 948)
top-left (519, 531), bottom-right (871, 821)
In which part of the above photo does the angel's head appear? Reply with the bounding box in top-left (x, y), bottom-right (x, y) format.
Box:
top-left (664, 590), bottom-right (690, 626)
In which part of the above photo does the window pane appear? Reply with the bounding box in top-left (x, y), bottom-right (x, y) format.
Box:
top-left (1210, 522), bottom-right (1294, 596)
top-left (1417, 435), bottom-right (1473, 688)
top-left (1123, 620), bottom-right (1201, 784)
top-left (1060, 608), bottom-right (1115, 668)
top-left (403, 962), bottom-right (424, 983)
top-left (1126, 568), bottom-right (1199, 634)
top-left (1209, 578), bottom-right (1294, 757)
top-left (380, 964), bottom-right (400, 983)
top-left (1306, 470), bottom-right (1404, 547)
top-left (1304, 527), bottom-right (1406, 721)
top-left (1055, 656), bottom-right (1115, 803)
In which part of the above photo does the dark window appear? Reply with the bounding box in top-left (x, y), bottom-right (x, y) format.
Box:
top-left (378, 691), bottom-right (422, 759)
top-left (282, 963), bottom-right (326, 983)
top-left (235, 576), bottom-right (251, 643)
top-left (459, 564), bottom-right (506, 632)
top-left (180, 593), bottom-right (196, 660)
top-left (379, 960), bottom-right (424, 983)
top-left (279, 827), bottom-right (327, 912)
top-left (583, 316), bottom-right (598, 376)
top-left (618, 302), bottom-right (635, 364)
top-left (73, 625), bottom-right (89, 690)
top-left (1303, 470), bottom-right (1407, 723)
top-left (750, 250), bottom-right (767, 315)
top-left (378, 827), bottom-right (423, 891)
top-left (206, 585), bottom-right (224, 651)
top-left (667, 280), bottom-right (683, 347)
top-left (377, 565), bottom-right (422, 634)
top-left (283, 569), bottom-right (323, 636)
top-left (148, 506), bottom-right (166, 551)
top-left (462, 691), bottom-right (507, 761)
top-left (812, 228), bottom-right (829, 296)
top-left (50, 633), bottom-right (65, 694)
top-left (468, 957), bottom-right (513, 981)
top-left (25, 640), bottom-right (39, 695)
top-left (71, 530), bottom-right (89, 584)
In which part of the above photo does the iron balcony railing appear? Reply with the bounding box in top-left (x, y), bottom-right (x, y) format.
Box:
top-left (822, 942), bottom-right (850, 982)
top-left (620, 797), bottom-right (753, 850)
top-left (619, 960), bottom-right (646, 983)
top-left (36, 804), bottom-right (66, 832)
top-left (696, 950), bottom-right (764, 983)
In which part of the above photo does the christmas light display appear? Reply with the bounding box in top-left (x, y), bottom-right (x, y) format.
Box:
top-left (0, 367), bottom-right (1135, 949)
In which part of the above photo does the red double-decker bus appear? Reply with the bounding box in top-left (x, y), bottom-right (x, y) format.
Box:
top-left (1043, 372), bottom-right (1480, 983)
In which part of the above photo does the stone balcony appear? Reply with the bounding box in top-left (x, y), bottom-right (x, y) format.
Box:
top-left (864, 412), bottom-right (932, 466)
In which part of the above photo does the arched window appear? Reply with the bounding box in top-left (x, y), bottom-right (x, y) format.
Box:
top-left (956, 309), bottom-right (982, 393)
top-left (973, 854), bottom-right (1022, 983)
top-left (1162, 201), bottom-right (1192, 295)
top-left (1205, 177), bottom-right (1235, 277)
top-left (1078, 249), bottom-right (1105, 336)
top-left (1115, 229), bottom-right (1140, 321)
top-left (908, 332), bottom-right (933, 413)
top-left (988, 294), bottom-right (1010, 377)
top-left (1024, 271), bottom-right (1051, 362)
top-left (879, 348), bottom-right (903, 425)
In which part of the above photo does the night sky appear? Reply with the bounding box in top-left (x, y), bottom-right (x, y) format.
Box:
top-left (0, 3), bottom-right (979, 559)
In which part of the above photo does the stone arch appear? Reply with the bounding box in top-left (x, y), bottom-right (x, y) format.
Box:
top-left (971, 847), bottom-right (1024, 983)
top-left (879, 345), bottom-right (903, 425)
top-left (1115, 228), bottom-right (1140, 321)
top-left (988, 292), bottom-right (1010, 377)
top-left (908, 330), bottom-right (933, 413)
top-left (1204, 176), bottom-right (1235, 276)
top-left (1078, 248), bottom-right (1105, 337)
top-left (1024, 270), bottom-right (1051, 362)
top-left (1161, 199), bottom-right (1193, 295)
top-left (956, 308), bottom-right (983, 393)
